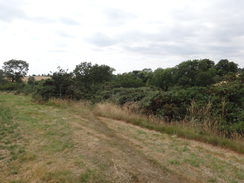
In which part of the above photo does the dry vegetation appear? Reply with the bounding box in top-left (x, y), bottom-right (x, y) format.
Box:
top-left (22, 76), bottom-right (51, 82)
top-left (0, 94), bottom-right (243, 183)
top-left (93, 102), bottom-right (244, 153)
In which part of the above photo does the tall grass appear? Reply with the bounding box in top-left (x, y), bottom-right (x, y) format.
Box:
top-left (93, 102), bottom-right (244, 154)
top-left (186, 100), bottom-right (219, 133)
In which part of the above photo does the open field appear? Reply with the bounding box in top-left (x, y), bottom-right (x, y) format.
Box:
top-left (0, 94), bottom-right (243, 183)
top-left (22, 76), bottom-right (51, 82)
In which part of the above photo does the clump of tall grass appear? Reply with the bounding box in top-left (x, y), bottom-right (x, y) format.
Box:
top-left (47, 98), bottom-right (93, 118)
top-left (93, 102), bottom-right (149, 125)
top-left (186, 100), bottom-right (219, 133)
top-left (186, 100), bottom-right (243, 140)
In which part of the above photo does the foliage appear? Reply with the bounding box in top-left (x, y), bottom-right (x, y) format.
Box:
top-left (96, 87), bottom-right (155, 105)
top-left (2, 59), bottom-right (29, 83)
top-left (1, 58), bottom-right (243, 137)
top-left (73, 62), bottom-right (114, 85)
top-left (148, 68), bottom-right (175, 90)
top-left (72, 62), bottom-right (115, 99)
top-left (50, 67), bottom-right (74, 98)
top-left (173, 59), bottom-right (217, 87)
top-left (215, 59), bottom-right (238, 77)
top-left (27, 76), bottom-right (36, 85)
top-left (112, 73), bottom-right (145, 88)
top-left (0, 69), bottom-right (8, 84)
top-left (32, 79), bottom-right (55, 101)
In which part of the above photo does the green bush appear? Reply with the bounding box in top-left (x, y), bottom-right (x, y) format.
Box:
top-left (32, 79), bottom-right (55, 101)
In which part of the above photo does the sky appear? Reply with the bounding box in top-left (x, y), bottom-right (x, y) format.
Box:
top-left (0, 0), bottom-right (244, 75)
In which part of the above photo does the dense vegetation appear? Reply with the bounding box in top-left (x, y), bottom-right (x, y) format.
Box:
top-left (1, 59), bottom-right (243, 137)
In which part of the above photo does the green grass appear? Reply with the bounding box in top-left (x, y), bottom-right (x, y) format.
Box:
top-left (79, 169), bottom-right (108, 183)
top-left (0, 103), bottom-right (25, 162)
top-left (0, 94), bottom-right (76, 182)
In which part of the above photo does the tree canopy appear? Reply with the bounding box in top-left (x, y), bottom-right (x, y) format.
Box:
top-left (2, 59), bottom-right (29, 83)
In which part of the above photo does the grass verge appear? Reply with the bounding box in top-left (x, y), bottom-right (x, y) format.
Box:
top-left (93, 102), bottom-right (244, 154)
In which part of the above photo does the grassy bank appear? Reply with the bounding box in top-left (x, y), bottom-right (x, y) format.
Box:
top-left (93, 102), bottom-right (244, 154)
top-left (0, 94), bottom-right (107, 182)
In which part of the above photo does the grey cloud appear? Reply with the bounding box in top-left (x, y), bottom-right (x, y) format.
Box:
top-left (30, 16), bottom-right (55, 24)
top-left (29, 16), bottom-right (79, 25)
top-left (48, 50), bottom-right (67, 53)
top-left (56, 31), bottom-right (75, 38)
top-left (0, 1), bottom-right (27, 22)
top-left (59, 17), bottom-right (79, 26)
top-left (0, 1), bottom-right (79, 26)
top-left (55, 42), bottom-right (68, 48)
top-left (123, 41), bottom-right (201, 57)
top-left (0, 1), bottom-right (55, 24)
top-left (123, 25), bottom-right (242, 59)
top-left (86, 32), bottom-right (118, 47)
top-left (87, 1), bottom-right (244, 62)
top-left (87, 20), bottom-right (243, 59)
top-left (104, 8), bottom-right (136, 26)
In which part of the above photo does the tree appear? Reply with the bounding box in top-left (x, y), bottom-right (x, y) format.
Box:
top-left (27, 76), bottom-right (36, 85)
top-left (174, 60), bottom-right (200, 87)
top-left (51, 67), bottom-right (74, 98)
top-left (215, 59), bottom-right (238, 76)
top-left (0, 69), bottom-right (7, 84)
top-left (194, 71), bottom-right (215, 86)
top-left (137, 68), bottom-right (153, 84)
top-left (199, 59), bottom-right (215, 71)
top-left (174, 59), bottom-right (216, 87)
top-left (73, 62), bottom-right (114, 85)
top-left (114, 73), bottom-right (144, 88)
top-left (73, 62), bottom-right (92, 88)
top-left (73, 62), bottom-right (115, 99)
top-left (2, 59), bottom-right (29, 83)
top-left (90, 64), bottom-right (115, 84)
top-left (150, 68), bottom-right (175, 91)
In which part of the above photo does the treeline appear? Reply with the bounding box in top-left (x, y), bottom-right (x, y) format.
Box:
top-left (0, 59), bottom-right (243, 136)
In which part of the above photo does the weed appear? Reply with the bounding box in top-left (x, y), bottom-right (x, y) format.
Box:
top-left (9, 181), bottom-right (21, 183)
top-left (182, 146), bottom-right (190, 152)
top-left (42, 170), bottom-right (76, 183)
top-left (208, 178), bottom-right (217, 182)
top-left (169, 160), bottom-right (181, 165)
top-left (184, 158), bottom-right (201, 167)
top-left (79, 169), bottom-right (108, 183)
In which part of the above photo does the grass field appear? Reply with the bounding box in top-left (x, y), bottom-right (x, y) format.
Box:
top-left (22, 76), bottom-right (51, 82)
top-left (0, 94), bottom-right (243, 183)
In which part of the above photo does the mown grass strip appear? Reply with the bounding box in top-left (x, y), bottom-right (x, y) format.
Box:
top-left (0, 102), bottom-right (27, 179)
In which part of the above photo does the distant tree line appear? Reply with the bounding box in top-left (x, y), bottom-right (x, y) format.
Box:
top-left (0, 58), bottom-right (243, 136)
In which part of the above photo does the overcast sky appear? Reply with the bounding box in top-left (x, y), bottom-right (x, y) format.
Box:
top-left (0, 0), bottom-right (244, 75)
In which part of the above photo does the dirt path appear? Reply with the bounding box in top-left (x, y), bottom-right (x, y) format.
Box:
top-left (0, 95), bottom-right (243, 183)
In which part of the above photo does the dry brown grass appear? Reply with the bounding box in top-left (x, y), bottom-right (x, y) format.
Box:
top-left (93, 102), bottom-right (150, 124)
top-left (93, 102), bottom-right (244, 154)
top-left (22, 76), bottom-right (51, 82)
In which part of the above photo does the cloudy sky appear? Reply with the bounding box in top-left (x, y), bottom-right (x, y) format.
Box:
top-left (0, 0), bottom-right (244, 75)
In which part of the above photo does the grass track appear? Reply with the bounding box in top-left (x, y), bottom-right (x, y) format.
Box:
top-left (0, 94), bottom-right (243, 183)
